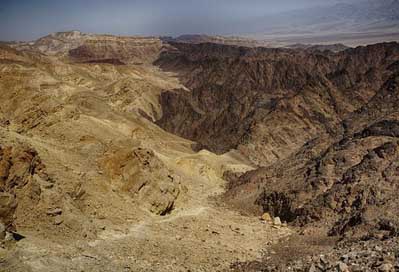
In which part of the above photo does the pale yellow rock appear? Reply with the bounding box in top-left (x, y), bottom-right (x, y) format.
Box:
top-left (261, 213), bottom-right (273, 222)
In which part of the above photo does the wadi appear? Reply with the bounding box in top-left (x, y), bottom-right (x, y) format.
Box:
top-left (1, 1), bottom-right (399, 271)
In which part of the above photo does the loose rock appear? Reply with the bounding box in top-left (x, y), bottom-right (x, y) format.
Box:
top-left (47, 208), bottom-right (62, 216)
top-left (261, 213), bottom-right (273, 223)
top-left (273, 217), bottom-right (282, 226)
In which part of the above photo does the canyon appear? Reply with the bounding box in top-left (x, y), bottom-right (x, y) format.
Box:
top-left (0, 31), bottom-right (398, 271)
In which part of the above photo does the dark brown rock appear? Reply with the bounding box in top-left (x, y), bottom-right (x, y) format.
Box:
top-left (156, 42), bottom-right (399, 166)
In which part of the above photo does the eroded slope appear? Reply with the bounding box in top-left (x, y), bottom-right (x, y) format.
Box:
top-left (156, 42), bottom-right (399, 166)
top-left (0, 35), bottom-right (290, 272)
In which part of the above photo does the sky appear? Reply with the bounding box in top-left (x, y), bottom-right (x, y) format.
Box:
top-left (0, 0), bottom-right (353, 41)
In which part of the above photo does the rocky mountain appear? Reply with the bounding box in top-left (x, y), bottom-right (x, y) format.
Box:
top-left (227, 58), bottom-right (399, 272)
top-left (12, 30), bottom-right (89, 55)
top-left (285, 43), bottom-right (350, 53)
top-left (155, 41), bottom-right (399, 270)
top-left (162, 34), bottom-right (270, 48)
top-left (0, 32), bottom-right (287, 272)
top-left (0, 30), bottom-right (399, 271)
top-left (158, 38), bottom-right (399, 225)
top-left (156, 42), bottom-right (399, 166)
top-left (225, 71), bottom-right (399, 231)
top-left (10, 31), bottom-right (164, 64)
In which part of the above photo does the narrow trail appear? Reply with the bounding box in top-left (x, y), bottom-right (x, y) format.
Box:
top-left (81, 158), bottom-right (293, 271)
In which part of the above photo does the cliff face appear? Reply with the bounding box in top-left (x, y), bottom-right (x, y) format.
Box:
top-left (9, 31), bottom-right (165, 64)
top-left (12, 31), bottom-right (89, 55)
top-left (156, 42), bottom-right (399, 166)
top-left (69, 36), bottom-right (164, 64)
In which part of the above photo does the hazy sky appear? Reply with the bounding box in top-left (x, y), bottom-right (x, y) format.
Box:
top-left (0, 0), bottom-right (350, 41)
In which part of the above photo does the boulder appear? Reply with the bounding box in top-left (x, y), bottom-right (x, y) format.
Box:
top-left (273, 217), bottom-right (282, 226)
top-left (261, 213), bottom-right (273, 223)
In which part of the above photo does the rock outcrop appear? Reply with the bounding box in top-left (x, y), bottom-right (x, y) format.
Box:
top-left (0, 144), bottom-right (47, 232)
top-left (99, 147), bottom-right (182, 215)
top-left (12, 31), bottom-right (89, 55)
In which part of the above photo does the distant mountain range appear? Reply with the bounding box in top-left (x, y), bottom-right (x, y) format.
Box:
top-left (160, 34), bottom-right (272, 47)
top-left (5, 1), bottom-right (399, 51)
top-left (157, 1), bottom-right (399, 47)
top-left (163, 35), bottom-right (350, 51)
top-left (243, 0), bottom-right (399, 35)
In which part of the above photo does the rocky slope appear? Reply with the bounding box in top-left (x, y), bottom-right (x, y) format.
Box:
top-left (0, 144), bottom-right (48, 233)
top-left (0, 33), bottom-right (294, 272)
top-left (226, 72), bottom-right (399, 235)
top-left (237, 57), bottom-right (399, 271)
top-left (156, 41), bottom-right (399, 166)
top-left (1, 30), bottom-right (399, 271)
top-left (155, 41), bottom-right (399, 271)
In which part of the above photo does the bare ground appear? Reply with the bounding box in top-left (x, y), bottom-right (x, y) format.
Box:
top-left (0, 47), bottom-right (291, 271)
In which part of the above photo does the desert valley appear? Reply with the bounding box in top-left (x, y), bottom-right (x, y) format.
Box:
top-left (1, 1), bottom-right (399, 271)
